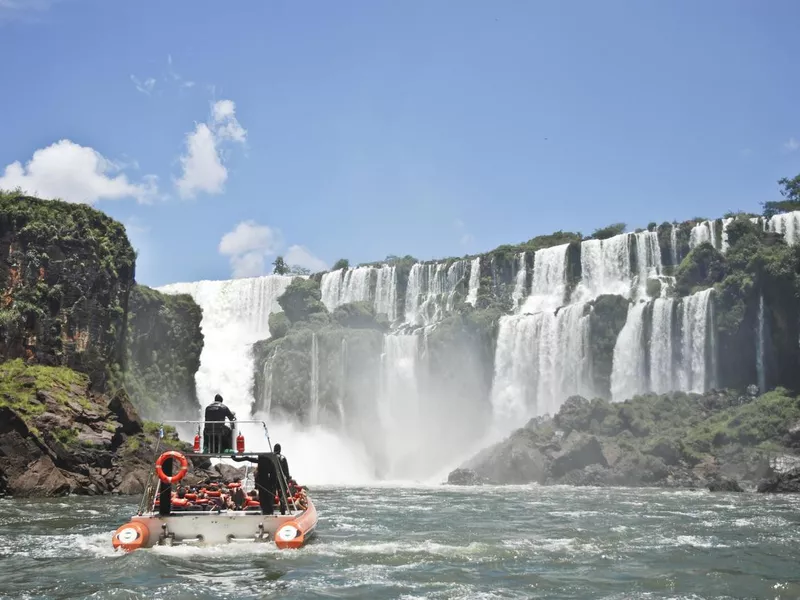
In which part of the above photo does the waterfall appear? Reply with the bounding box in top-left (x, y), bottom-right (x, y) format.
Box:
top-left (320, 269), bottom-right (344, 311)
top-left (261, 353), bottom-right (275, 415)
top-left (609, 289), bottom-right (714, 401)
top-left (310, 332), bottom-right (319, 425)
top-left (511, 252), bottom-right (527, 311)
top-left (522, 243), bottom-right (568, 313)
top-left (466, 257), bottom-right (481, 306)
top-left (490, 304), bottom-right (592, 423)
top-left (677, 289), bottom-right (713, 393)
top-left (648, 298), bottom-right (674, 394)
top-left (404, 260), bottom-right (469, 326)
top-left (633, 231), bottom-right (662, 299)
top-left (374, 265), bottom-right (397, 322)
top-left (379, 334), bottom-right (421, 477)
top-left (756, 293), bottom-right (765, 393)
top-left (768, 211), bottom-right (800, 246)
top-left (157, 275), bottom-right (293, 420)
top-left (338, 337), bottom-right (348, 427)
top-left (670, 224), bottom-right (678, 266)
top-left (572, 234), bottom-right (632, 301)
top-left (610, 302), bottom-right (647, 402)
top-left (720, 217), bottom-right (735, 253)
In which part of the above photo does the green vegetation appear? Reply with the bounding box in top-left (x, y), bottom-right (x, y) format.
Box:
top-left (272, 256), bottom-right (289, 275)
top-left (0, 359), bottom-right (89, 417)
top-left (591, 222), bottom-right (627, 240)
top-left (587, 295), bottom-right (629, 397)
top-left (673, 242), bottom-right (727, 296)
top-left (277, 277), bottom-right (328, 324)
top-left (0, 191), bottom-right (136, 390)
top-left (122, 284), bottom-right (203, 421)
top-left (762, 174), bottom-right (800, 218)
top-left (332, 258), bottom-right (349, 271)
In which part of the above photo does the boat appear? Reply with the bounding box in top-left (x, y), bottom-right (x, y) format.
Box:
top-left (111, 419), bottom-right (317, 551)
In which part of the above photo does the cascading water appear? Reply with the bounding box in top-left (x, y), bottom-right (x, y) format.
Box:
top-left (158, 275), bottom-right (293, 421)
top-left (338, 337), bottom-right (348, 427)
top-left (310, 332), bottom-right (319, 425)
top-left (404, 260), bottom-right (469, 326)
top-left (511, 252), bottom-right (527, 311)
top-left (466, 257), bottom-right (481, 306)
top-left (610, 301), bottom-right (648, 402)
top-left (572, 234), bottom-right (632, 301)
top-left (610, 289), bottom-right (714, 400)
top-left (670, 224), bottom-right (678, 267)
top-left (720, 217), bottom-right (735, 253)
top-left (633, 231), bottom-right (662, 300)
top-left (374, 265), bottom-right (398, 322)
top-left (769, 211), bottom-right (800, 246)
top-left (756, 293), bottom-right (765, 393)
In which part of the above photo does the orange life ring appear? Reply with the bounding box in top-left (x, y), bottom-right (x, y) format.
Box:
top-left (112, 521), bottom-right (150, 551)
top-left (155, 450), bottom-right (189, 484)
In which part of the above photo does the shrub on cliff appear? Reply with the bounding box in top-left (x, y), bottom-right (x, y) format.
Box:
top-left (268, 311), bottom-right (290, 339)
top-left (333, 301), bottom-right (387, 331)
top-left (588, 295), bottom-right (629, 397)
top-left (591, 223), bottom-right (626, 240)
top-left (762, 174), bottom-right (800, 218)
top-left (673, 242), bottom-right (727, 296)
top-left (277, 277), bottom-right (327, 324)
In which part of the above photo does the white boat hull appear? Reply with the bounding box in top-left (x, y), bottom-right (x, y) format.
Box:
top-left (131, 511), bottom-right (301, 546)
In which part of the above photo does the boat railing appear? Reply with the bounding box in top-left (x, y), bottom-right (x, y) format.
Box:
top-left (155, 419), bottom-right (273, 456)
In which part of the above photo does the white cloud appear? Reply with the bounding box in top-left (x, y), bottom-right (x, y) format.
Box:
top-left (0, 139), bottom-right (157, 205)
top-left (285, 245), bottom-right (328, 272)
top-left (219, 220), bottom-right (284, 278)
top-left (218, 221), bottom-right (326, 278)
top-left (175, 99), bottom-right (247, 198)
top-left (784, 138), bottom-right (799, 152)
top-left (130, 75), bottom-right (156, 95)
top-left (0, 0), bottom-right (56, 19)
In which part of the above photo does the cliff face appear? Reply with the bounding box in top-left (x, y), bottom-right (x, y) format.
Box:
top-left (0, 359), bottom-right (210, 498)
top-left (123, 284), bottom-right (204, 422)
top-left (0, 193), bottom-right (135, 390)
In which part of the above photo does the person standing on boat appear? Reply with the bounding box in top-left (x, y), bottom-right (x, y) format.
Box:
top-left (203, 393), bottom-right (236, 453)
top-left (273, 443), bottom-right (291, 480)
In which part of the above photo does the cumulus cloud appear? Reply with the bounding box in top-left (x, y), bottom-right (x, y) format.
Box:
top-left (218, 220), bottom-right (283, 278)
top-left (176, 99), bottom-right (247, 198)
top-left (785, 138), bottom-right (799, 152)
top-left (0, 139), bottom-right (157, 204)
top-left (285, 245), bottom-right (329, 272)
top-left (218, 221), bottom-right (326, 278)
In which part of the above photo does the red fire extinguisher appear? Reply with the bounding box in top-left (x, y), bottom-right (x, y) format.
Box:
top-left (236, 433), bottom-right (245, 453)
top-left (193, 434), bottom-right (201, 452)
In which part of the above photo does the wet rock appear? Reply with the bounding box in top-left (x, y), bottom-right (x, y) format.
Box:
top-left (550, 434), bottom-right (608, 478)
top-left (447, 468), bottom-right (484, 485)
top-left (115, 470), bottom-right (149, 495)
top-left (108, 390), bottom-right (143, 436)
top-left (213, 463), bottom-right (246, 483)
top-left (462, 428), bottom-right (551, 484)
top-left (757, 468), bottom-right (800, 493)
top-left (7, 456), bottom-right (74, 497)
top-left (707, 478), bottom-right (744, 492)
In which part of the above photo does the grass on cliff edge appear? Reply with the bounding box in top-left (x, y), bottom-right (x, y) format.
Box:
top-left (0, 359), bottom-right (91, 417)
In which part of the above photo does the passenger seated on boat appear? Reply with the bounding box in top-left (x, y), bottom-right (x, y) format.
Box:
top-left (203, 394), bottom-right (236, 453)
top-left (230, 485), bottom-right (246, 510)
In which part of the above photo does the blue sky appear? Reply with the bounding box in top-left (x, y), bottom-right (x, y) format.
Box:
top-left (1, 0), bottom-right (798, 287)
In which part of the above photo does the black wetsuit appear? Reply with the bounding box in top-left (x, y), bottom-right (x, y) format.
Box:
top-left (276, 453), bottom-right (290, 480)
top-left (232, 454), bottom-right (288, 515)
top-left (203, 401), bottom-right (236, 452)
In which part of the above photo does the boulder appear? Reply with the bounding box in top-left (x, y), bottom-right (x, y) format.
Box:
top-left (463, 428), bottom-right (551, 484)
top-left (108, 390), bottom-right (143, 435)
top-left (115, 469), bottom-right (149, 495)
top-left (213, 463), bottom-right (247, 483)
top-left (7, 456), bottom-right (74, 497)
top-left (757, 468), bottom-right (800, 493)
top-left (550, 434), bottom-right (608, 478)
top-left (447, 468), bottom-right (483, 485)
top-left (707, 478), bottom-right (744, 492)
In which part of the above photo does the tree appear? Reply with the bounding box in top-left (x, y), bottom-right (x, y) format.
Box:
top-left (272, 256), bottom-right (289, 275)
top-left (591, 223), bottom-right (627, 240)
top-left (332, 258), bottom-right (349, 271)
top-left (289, 265), bottom-right (311, 275)
top-left (277, 278), bottom-right (327, 323)
top-left (762, 174), bottom-right (800, 219)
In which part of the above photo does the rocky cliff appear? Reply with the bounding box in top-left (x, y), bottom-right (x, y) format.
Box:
top-left (123, 284), bottom-right (203, 422)
top-left (0, 192), bottom-right (206, 496)
top-left (0, 192), bottom-right (135, 390)
top-left (448, 389), bottom-right (800, 491)
top-left (0, 359), bottom-right (212, 498)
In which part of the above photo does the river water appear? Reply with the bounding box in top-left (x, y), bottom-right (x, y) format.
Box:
top-left (1, 484), bottom-right (799, 599)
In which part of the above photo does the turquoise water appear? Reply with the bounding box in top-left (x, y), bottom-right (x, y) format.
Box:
top-left (1, 484), bottom-right (800, 599)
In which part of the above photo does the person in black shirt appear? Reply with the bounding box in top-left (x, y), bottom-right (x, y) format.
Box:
top-left (203, 394), bottom-right (236, 453)
top-left (273, 443), bottom-right (290, 480)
